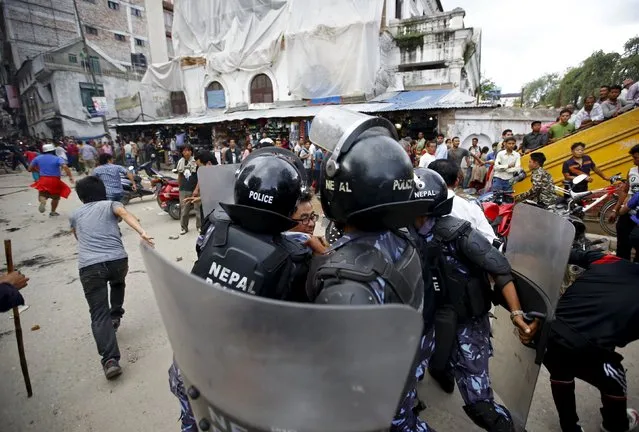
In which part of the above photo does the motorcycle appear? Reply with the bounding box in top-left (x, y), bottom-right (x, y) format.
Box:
top-left (120, 163), bottom-right (155, 205)
top-left (158, 178), bottom-right (181, 220)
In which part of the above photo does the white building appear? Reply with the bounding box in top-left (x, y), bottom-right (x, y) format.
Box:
top-left (141, 0), bottom-right (481, 117)
top-left (16, 39), bottom-right (166, 139)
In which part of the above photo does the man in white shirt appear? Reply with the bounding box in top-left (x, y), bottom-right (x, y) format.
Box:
top-left (573, 96), bottom-right (604, 129)
top-left (293, 139), bottom-right (302, 156)
top-left (493, 137), bottom-right (521, 192)
top-left (419, 141), bottom-right (437, 168)
top-left (429, 159), bottom-right (497, 243)
top-left (434, 133), bottom-right (448, 160)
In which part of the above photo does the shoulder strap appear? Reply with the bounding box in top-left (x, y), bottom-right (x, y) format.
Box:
top-left (211, 219), bottom-right (231, 246)
top-left (433, 216), bottom-right (473, 243)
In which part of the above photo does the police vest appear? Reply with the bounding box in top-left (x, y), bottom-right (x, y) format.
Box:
top-left (422, 217), bottom-right (492, 320)
top-left (306, 232), bottom-right (424, 310)
top-left (192, 219), bottom-right (311, 301)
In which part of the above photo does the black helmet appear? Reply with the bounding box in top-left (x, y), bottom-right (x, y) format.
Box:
top-left (220, 148), bottom-right (305, 233)
top-left (412, 168), bottom-right (453, 216)
top-left (316, 128), bottom-right (434, 230)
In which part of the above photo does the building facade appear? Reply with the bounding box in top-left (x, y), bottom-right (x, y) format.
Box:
top-left (16, 39), bottom-right (166, 139)
top-left (142, 0), bottom-right (482, 117)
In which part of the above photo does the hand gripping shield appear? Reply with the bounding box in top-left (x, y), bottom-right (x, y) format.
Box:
top-left (491, 204), bottom-right (575, 431)
top-left (197, 164), bottom-right (239, 218)
top-left (140, 243), bottom-right (423, 432)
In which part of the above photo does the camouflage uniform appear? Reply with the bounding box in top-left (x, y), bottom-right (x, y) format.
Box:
top-left (515, 167), bottom-right (556, 208)
top-left (330, 231), bottom-right (437, 432)
top-left (418, 221), bottom-right (512, 429)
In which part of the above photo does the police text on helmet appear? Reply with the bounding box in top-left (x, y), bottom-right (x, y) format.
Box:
top-left (393, 179), bottom-right (413, 191)
top-left (248, 190), bottom-right (274, 204)
top-left (415, 189), bottom-right (438, 198)
top-left (325, 179), bottom-right (352, 192)
top-left (205, 261), bottom-right (256, 294)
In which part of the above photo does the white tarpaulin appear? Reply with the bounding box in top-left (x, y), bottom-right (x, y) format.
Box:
top-left (285, 0), bottom-right (384, 98)
top-left (173, 0), bottom-right (286, 73)
top-left (162, 0), bottom-right (386, 100)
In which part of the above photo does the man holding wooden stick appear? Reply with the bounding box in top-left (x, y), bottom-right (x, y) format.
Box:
top-left (0, 271), bottom-right (29, 312)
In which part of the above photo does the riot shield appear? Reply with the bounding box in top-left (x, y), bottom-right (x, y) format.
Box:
top-left (140, 244), bottom-right (424, 432)
top-left (197, 164), bottom-right (239, 218)
top-left (491, 204), bottom-right (575, 431)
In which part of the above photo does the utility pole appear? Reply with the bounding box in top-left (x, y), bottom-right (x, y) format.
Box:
top-left (72, 0), bottom-right (110, 139)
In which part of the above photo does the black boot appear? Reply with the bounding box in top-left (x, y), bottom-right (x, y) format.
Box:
top-left (463, 401), bottom-right (515, 432)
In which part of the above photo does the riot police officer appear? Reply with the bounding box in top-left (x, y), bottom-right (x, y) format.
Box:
top-left (306, 107), bottom-right (437, 432)
top-left (411, 167), bottom-right (531, 432)
top-left (169, 148), bottom-right (313, 431)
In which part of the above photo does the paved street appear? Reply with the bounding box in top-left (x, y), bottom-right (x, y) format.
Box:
top-left (0, 170), bottom-right (637, 432)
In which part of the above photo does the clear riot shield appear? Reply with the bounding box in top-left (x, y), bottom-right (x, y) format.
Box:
top-left (140, 244), bottom-right (424, 432)
top-left (197, 164), bottom-right (239, 217)
top-left (491, 204), bottom-right (575, 431)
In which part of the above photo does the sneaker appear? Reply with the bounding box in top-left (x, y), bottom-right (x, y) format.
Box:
top-left (49, 212), bottom-right (60, 217)
top-left (601, 408), bottom-right (639, 432)
top-left (180, 228), bottom-right (188, 235)
top-left (103, 359), bottom-right (122, 380)
top-left (112, 317), bottom-right (121, 332)
top-left (38, 202), bottom-right (46, 213)
top-left (428, 367), bottom-right (455, 394)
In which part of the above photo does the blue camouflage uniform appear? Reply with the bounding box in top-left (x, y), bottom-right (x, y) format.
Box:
top-left (417, 220), bottom-right (512, 427)
top-left (169, 222), bottom-right (314, 432)
top-left (330, 231), bottom-right (437, 432)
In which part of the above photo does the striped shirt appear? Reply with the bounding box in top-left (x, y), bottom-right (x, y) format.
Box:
top-left (93, 164), bottom-right (128, 196)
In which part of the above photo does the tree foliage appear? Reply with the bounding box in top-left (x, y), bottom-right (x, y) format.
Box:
top-left (522, 36), bottom-right (639, 108)
top-left (478, 78), bottom-right (499, 100)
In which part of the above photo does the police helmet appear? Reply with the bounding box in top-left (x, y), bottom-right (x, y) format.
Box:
top-left (220, 148), bottom-right (305, 234)
top-left (412, 168), bottom-right (453, 216)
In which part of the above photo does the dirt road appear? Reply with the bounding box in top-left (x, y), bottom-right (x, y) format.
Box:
top-left (0, 170), bottom-right (636, 432)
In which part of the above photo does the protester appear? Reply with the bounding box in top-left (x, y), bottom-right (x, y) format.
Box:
top-left (29, 143), bottom-right (74, 216)
top-left (0, 271), bottom-right (29, 313)
top-left (435, 133), bottom-right (448, 160)
top-left (462, 137), bottom-right (482, 188)
top-left (54, 141), bottom-right (68, 164)
top-left (573, 96), bottom-right (604, 129)
top-left (223, 139), bottom-right (242, 164)
top-left (92, 153), bottom-right (136, 202)
top-left (66, 140), bottom-right (79, 171)
top-left (519, 249), bottom-right (639, 432)
top-left (100, 141), bottom-right (113, 156)
top-left (621, 78), bottom-right (634, 100)
top-left (515, 152), bottom-right (557, 208)
top-left (242, 142), bottom-right (253, 161)
top-left (562, 142), bottom-right (609, 193)
top-left (70, 176), bottom-right (154, 380)
top-left (419, 141), bottom-right (438, 168)
top-left (416, 131), bottom-right (426, 154)
top-left (79, 141), bottom-right (99, 175)
top-left (429, 159), bottom-right (496, 242)
top-left (176, 145), bottom-right (201, 235)
top-left (601, 85), bottom-right (634, 119)
top-left (469, 146), bottom-right (489, 189)
top-left (626, 81), bottom-right (639, 106)
top-left (548, 109), bottom-right (576, 142)
top-left (619, 191), bottom-right (639, 254)
top-left (599, 85), bottom-right (611, 104)
top-left (288, 191), bottom-right (327, 256)
top-left (521, 121), bottom-right (548, 153)
top-left (492, 137), bottom-right (521, 192)
top-left (312, 145), bottom-right (324, 193)
top-left (610, 144), bottom-right (639, 262)
top-left (447, 137), bottom-right (469, 169)
top-left (299, 140), bottom-right (312, 181)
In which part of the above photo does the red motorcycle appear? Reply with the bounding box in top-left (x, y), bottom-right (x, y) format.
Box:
top-left (479, 191), bottom-right (515, 244)
top-left (157, 178), bottom-right (181, 220)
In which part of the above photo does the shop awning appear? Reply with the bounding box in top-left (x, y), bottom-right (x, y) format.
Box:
top-left (111, 90), bottom-right (481, 128)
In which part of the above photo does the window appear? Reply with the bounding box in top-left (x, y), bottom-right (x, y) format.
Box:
top-left (79, 83), bottom-right (104, 110)
top-left (250, 74), bottom-right (274, 103)
top-left (81, 56), bottom-right (101, 74)
top-left (170, 91), bottom-right (187, 115)
top-left (114, 33), bottom-right (126, 42)
top-left (135, 38), bottom-right (145, 47)
top-left (85, 25), bottom-right (98, 35)
top-left (68, 54), bottom-right (77, 64)
top-left (107, 1), bottom-right (119, 10)
top-left (83, 0), bottom-right (96, 3)
top-left (131, 7), bottom-right (142, 17)
top-left (205, 81), bottom-right (226, 108)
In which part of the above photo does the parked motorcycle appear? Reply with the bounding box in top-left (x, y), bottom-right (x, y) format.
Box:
top-left (158, 178), bottom-right (181, 220)
top-left (121, 163), bottom-right (155, 205)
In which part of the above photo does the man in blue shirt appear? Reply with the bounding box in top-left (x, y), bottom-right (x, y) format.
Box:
top-left (93, 153), bottom-right (136, 202)
top-left (29, 143), bottom-right (74, 216)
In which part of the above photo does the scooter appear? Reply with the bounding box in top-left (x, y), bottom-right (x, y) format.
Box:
top-left (121, 164), bottom-right (155, 205)
top-left (158, 178), bottom-right (181, 220)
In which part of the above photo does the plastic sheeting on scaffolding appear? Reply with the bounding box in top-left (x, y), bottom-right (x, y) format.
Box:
top-left (144, 0), bottom-right (386, 101)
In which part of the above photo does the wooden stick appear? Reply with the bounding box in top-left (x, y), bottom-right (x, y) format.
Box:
top-left (5, 240), bottom-right (32, 397)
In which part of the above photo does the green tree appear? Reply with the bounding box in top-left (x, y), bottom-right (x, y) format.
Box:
top-left (557, 51), bottom-right (621, 106)
top-left (522, 73), bottom-right (560, 107)
top-left (478, 78), bottom-right (499, 100)
top-left (617, 36), bottom-right (639, 79)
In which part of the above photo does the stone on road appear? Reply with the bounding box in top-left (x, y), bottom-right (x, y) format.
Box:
top-left (0, 171), bottom-right (637, 432)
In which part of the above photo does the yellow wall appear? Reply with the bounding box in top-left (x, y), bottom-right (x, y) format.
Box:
top-left (514, 109), bottom-right (639, 194)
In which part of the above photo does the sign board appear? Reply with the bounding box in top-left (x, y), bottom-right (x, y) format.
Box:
top-left (114, 93), bottom-right (141, 111)
top-left (92, 97), bottom-right (108, 116)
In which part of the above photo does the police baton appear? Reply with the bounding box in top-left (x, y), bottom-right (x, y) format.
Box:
top-left (5, 239), bottom-right (33, 397)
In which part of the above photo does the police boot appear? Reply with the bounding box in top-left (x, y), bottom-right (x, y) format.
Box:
top-left (463, 401), bottom-right (515, 432)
